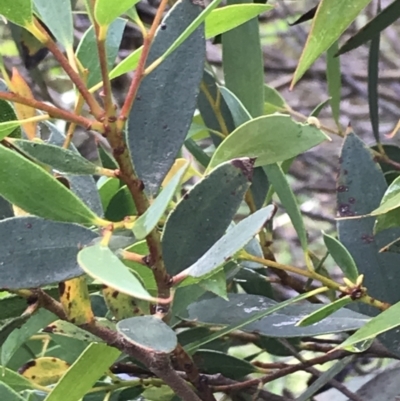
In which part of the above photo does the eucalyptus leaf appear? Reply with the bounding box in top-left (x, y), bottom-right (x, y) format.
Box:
top-left (78, 243), bottom-right (155, 302)
top-left (127, 0), bottom-right (205, 195)
top-left (292, 0), bottom-right (373, 86)
top-left (0, 146), bottom-right (102, 225)
top-left (181, 293), bottom-right (370, 342)
top-left (323, 232), bottom-right (359, 281)
top-left (94, 0), bottom-right (139, 26)
top-left (43, 343), bottom-right (120, 401)
top-left (76, 18), bottom-right (126, 88)
top-left (205, 4), bottom-right (273, 38)
top-left (162, 158), bottom-right (254, 276)
top-left (337, 132), bottom-right (400, 356)
top-left (186, 205), bottom-right (275, 277)
top-left (33, 0), bottom-right (73, 49)
top-left (0, 0), bottom-right (33, 27)
top-left (117, 316), bottom-right (177, 353)
top-left (9, 139), bottom-right (99, 175)
top-left (132, 163), bottom-right (188, 240)
top-left (0, 216), bottom-right (97, 289)
top-left (208, 115), bottom-right (329, 170)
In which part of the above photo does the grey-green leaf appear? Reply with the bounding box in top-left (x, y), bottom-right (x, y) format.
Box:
top-left (132, 163), bottom-right (187, 240)
top-left (323, 232), bottom-right (359, 281)
top-left (337, 132), bottom-right (400, 356)
top-left (0, 216), bottom-right (97, 289)
top-left (162, 158), bottom-right (254, 276)
top-left (117, 316), bottom-right (177, 353)
top-left (76, 18), bottom-right (126, 89)
top-left (186, 205), bottom-right (275, 278)
top-left (77, 243), bottom-right (154, 302)
top-left (208, 114), bottom-right (329, 170)
top-left (33, 0), bottom-right (73, 49)
top-left (181, 293), bottom-right (370, 339)
top-left (9, 139), bottom-right (99, 175)
top-left (127, 0), bottom-right (205, 195)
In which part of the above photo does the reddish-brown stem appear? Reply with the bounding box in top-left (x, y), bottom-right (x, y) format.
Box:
top-left (118, 0), bottom-right (169, 122)
top-left (0, 91), bottom-right (103, 132)
top-left (94, 25), bottom-right (115, 118)
top-left (33, 19), bottom-right (104, 121)
top-left (213, 350), bottom-right (347, 392)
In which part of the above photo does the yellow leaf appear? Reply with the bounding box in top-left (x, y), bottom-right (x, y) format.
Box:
top-left (20, 357), bottom-right (69, 386)
top-left (162, 158), bottom-right (201, 188)
top-left (10, 68), bottom-right (37, 139)
top-left (59, 277), bottom-right (94, 325)
top-left (103, 285), bottom-right (148, 320)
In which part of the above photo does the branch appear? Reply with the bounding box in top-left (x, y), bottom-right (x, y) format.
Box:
top-left (0, 91), bottom-right (103, 132)
top-left (32, 18), bottom-right (104, 121)
top-left (118, 0), bottom-right (169, 122)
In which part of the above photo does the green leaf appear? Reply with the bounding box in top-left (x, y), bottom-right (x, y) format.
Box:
top-left (9, 139), bottom-right (100, 175)
top-left (132, 162), bottom-right (188, 240)
top-left (94, 0), bottom-right (139, 26)
top-left (117, 316), bottom-right (177, 353)
top-left (182, 288), bottom-right (355, 353)
top-left (107, 0), bottom-right (265, 85)
top-left (291, 0), bottom-right (373, 86)
top-left (98, 177), bottom-right (120, 211)
top-left (0, 120), bottom-right (26, 141)
top-left (0, 99), bottom-right (22, 138)
top-left (155, 0), bottom-right (222, 66)
top-left (310, 98), bottom-right (331, 117)
top-left (193, 350), bottom-right (257, 379)
top-left (337, 0), bottom-right (400, 55)
top-left (218, 86), bottom-right (269, 209)
top-left (127, 0), bottom-right (205, 195)
top-left (339, 300), bottom-right (400, 351)
top-left (264, 84), bottom-right (286, 115)
top-left (44, 122), bottom-right (104, 217)
top-left (123, 241), bottom-right (157, 292)
top-left (2, 309), bottom-right (56, 366)
top-left (297, 296), bottom-right (353, 326)
top-left (78, 243), bottom-right (155, 302)
top-left (0, 382), bottom-right (25, 401)
top-left (181, 293), bottom-right (369, 351)
top-left (222, 0), bottom-right (264, 118)
top-left (0, 145), bottom-right (102, 225)
top-left (337, 132), bottom-right (400, 355)
top-left (184, 138), bottom-right (211, 168)
top-left (186, 205), bottom-right (275, 278)
top-left (326, 40), bottom-right (341, 130)
top-left (323, 232), bottom-right (359, 281)
top-left (33, 0), bottom-right (73, 49)
top-left (205, 4), bottom-right (272, 39)
top-left (0, 315), bottom-right (31, 348)
top-left (0, 0), bottom-right (33, 27)
top-left (264, 163), bottom-right (308, 251)
top-left (220, 86), bottom-right (252, 127)
top-left (197, 269), bottom-right (227, 299)
top-left (43, 343), bottom-right (120, 401)
top-left (0, 216), bottom-right (97, 289)
top-left (105, 185), bottom-right (136, 222)
top-left (371, 176), bottom-right (400, 232)
top-left (208, 114), bottom-right (329, 170)
top-left (0, 367), bottom-right (35, 392)
top-left (107, 47), bottom-right (141, 83)
top-left (296, 356), bottom-right (354, 401)
top-left (77, 18), bottom-right (127, 89)
top-left (162, 159), bottom-right (254, 276)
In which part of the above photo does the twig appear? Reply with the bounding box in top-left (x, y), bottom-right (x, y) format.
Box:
top-left (118, 0), bottom-right (169, 122)
top-left (0, 91), bottom-right (102, 131)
